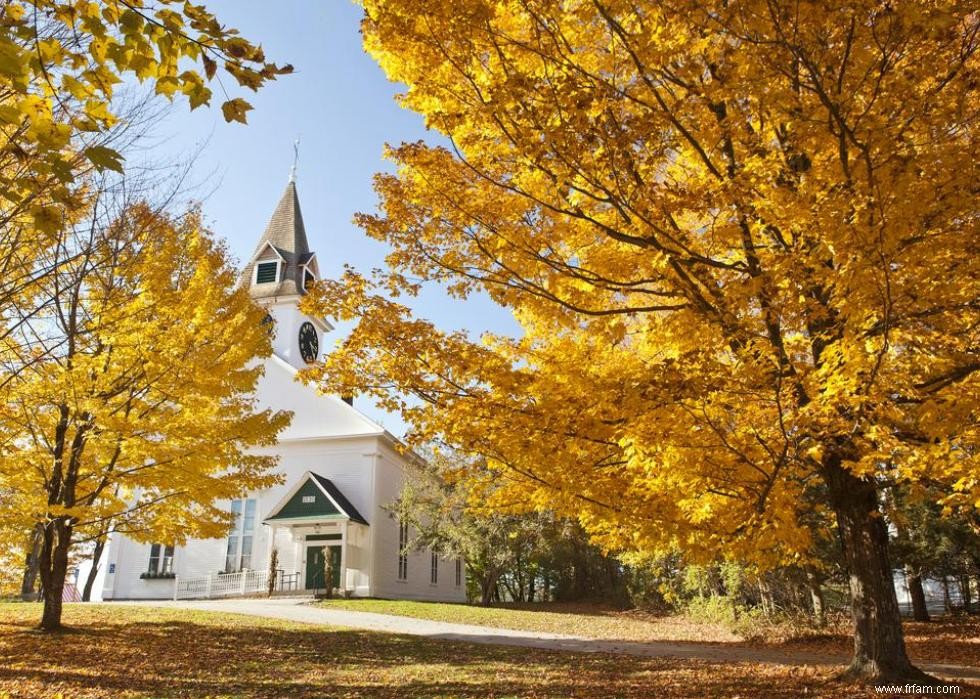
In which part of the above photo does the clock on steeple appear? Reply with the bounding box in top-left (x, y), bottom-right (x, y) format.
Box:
top-left (298, 322), bottom-right (319, 364)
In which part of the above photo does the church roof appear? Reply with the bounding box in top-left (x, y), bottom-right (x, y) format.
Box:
top-left (243, 181), bottom-right (314, 299)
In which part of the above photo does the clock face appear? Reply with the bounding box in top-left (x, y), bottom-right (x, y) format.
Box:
top-left (298, 322), bottom-right (319, 364)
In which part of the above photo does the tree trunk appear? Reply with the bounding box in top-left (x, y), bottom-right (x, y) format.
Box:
top-left (323, 554), bottom-right (334, 599)
top-left (37, 517), bottom-right (73, 631)
top-left (267, 547), bottom-right (279, 597)
top-left (959, 575), bottom-right (971, 614)
top-left (821, 456), bottom-right (928, 682)
top-left (805, 566), bottom-right (825, 625)
top-left (502, 576), bottom-right (519, 602)
top-left (907, 570), bottom-right (930, 622)
top-left (479, 571), bottom-right (500, 606)
top-left (514, 556), bottom-right (525, 602)
top-left (81, 530), bottom-right (108, 602)
top-left (21, 526), bottom-right (43, 601)
top-left (758, 579), bottom-right (774, 616)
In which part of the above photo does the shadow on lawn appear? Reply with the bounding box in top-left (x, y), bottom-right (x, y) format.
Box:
top-left (476, 601), bottom-right (980, 670)
top-left (0, 616), bottom-right (823, 699)
top-left (726, 615), bottom-right (980, 671)
top-left (328, 600), bottom-right (980, 674)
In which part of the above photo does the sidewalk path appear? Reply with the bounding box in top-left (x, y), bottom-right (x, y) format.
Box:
top-left (122, 598), bottom-right (979, 682)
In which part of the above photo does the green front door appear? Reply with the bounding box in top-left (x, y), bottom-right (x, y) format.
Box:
top-left (304, 545), bottom-right (341, 590)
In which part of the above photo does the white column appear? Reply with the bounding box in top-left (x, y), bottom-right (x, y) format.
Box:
top-left (293, 529), bottom-right (303, 587)
top-left (339, 520), bottom-right (348, 593)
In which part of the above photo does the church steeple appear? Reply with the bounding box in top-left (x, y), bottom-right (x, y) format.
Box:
top-left (244, 180), bottom-right (330, 370)
top-left (243, 181), bottom-right (317, 299)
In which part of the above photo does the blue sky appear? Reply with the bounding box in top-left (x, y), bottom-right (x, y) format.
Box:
top-left (149, 1), bottom-right (518, 435)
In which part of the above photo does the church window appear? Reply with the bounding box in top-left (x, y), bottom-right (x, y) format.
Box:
top-left (397, 521), bottom-right (408, 581)
top-left (255, 261), bottom-right (279, 284)
top-left (147, 544), bottom-right (174, 575)
top-left (225, 498), bottom-right (257, 572)
top-left (430, 551), bottom-right (438, 585)
top-left (303, 269), bottom-right (315, 291)
top-left (455, 558), bottom-right (462, 587)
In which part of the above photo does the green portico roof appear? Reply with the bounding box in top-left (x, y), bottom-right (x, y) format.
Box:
top-left (264, 472), bottom-right (368, 525)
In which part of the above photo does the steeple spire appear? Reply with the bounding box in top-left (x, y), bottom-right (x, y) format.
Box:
top-left (243, 180), bottom-right (316, 299)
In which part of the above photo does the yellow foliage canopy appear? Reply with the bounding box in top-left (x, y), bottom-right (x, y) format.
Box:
top-left (0, 202), bottom-right (289, 546)
top-left (304, 0), bottom-right (979, 569)
top-left (0, 0), bottom-right (290, 234)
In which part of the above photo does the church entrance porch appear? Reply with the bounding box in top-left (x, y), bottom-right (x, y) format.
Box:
top-left (262, 471), bottom-right (371, 596)
top-left (265, 519), bottom-right (353, 595)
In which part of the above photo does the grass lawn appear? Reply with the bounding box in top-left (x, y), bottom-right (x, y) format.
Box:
top-left (315, 599), bottom-right (980, 669)
top-left (320, 599), bottom-right (741, 643)
top-left (0, 602), bottom-right (908, 698)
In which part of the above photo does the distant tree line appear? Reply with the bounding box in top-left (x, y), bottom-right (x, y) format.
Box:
top-left (394, 448), bottom-right (980, 626)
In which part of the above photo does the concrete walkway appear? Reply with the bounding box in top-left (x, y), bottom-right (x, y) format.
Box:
top-left (124, 598), bottom-right (979, 682)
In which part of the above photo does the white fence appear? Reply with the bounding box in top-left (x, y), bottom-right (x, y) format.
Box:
top-left (173, 570), bottom-right (270, 600)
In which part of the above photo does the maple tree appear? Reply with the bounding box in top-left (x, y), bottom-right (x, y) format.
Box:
top-left (0, 0), bottom-right (289, 344)
top-left (304, 0), bottom-right (979, 682)
top-left (0, 1), bottom-right (288, 624)
top-left (0, 199), bottom-right (288, 630)
top-left (0, 0), bottom-right (288, 201)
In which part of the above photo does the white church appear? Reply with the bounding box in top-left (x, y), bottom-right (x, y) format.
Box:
top-left (99, 181), bottom-right (466, 603)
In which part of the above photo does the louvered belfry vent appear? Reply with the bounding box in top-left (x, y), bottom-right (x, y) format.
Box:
top-left (256, 261), bottom-right (278, 284)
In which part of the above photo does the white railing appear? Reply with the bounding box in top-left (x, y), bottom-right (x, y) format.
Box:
top-left (174, 570), bottom-right (270, 600)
